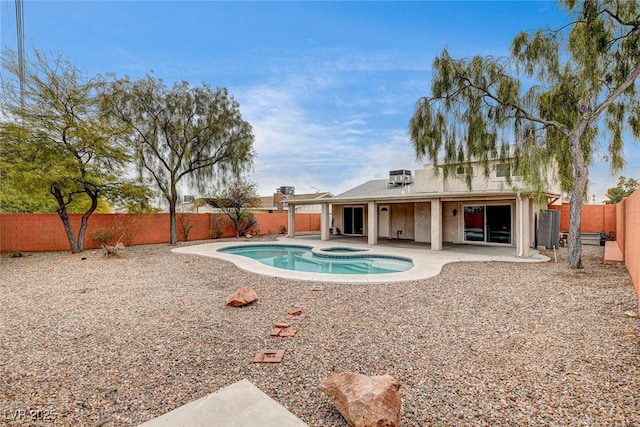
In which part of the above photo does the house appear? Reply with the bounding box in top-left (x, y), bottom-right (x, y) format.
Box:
top-left (259, 187), bottom-right (333, 213)
top-left (285, 159), bottom-right (561, 257)
top-left (179, 187), bottom-right (332, 214)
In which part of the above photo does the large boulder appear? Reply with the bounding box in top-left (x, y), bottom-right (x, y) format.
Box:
top-left (319, 372), bottom-right (401, 427)
top-left (225, 287), bottom-right (258, 307)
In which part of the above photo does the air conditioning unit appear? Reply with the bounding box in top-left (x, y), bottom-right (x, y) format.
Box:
top-left (183, 195), bottom-right (195, 203)
top-left (279, 186), bottom-right (295, 197)
top-left (388, 170), bottom-right (413, 186)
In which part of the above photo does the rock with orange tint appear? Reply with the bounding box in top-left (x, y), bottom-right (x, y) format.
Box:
top-left (225, 287), bottom-right (258, 307)
top-left (319, 372), bottom-right (401, 427)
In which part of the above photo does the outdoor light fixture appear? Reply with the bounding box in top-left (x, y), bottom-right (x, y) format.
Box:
top-left (453, 209), bottom-right (458, 217)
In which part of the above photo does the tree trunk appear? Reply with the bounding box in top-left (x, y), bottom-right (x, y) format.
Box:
top-left (567, 188), bottom-right (584, 269)
top-left (76, 188), bottom-right (99, 252)
top-left (51, 185), bottom-right (81, 253)
top-left (567, 129), bottom-right (589, 269)
top-left (169, 203), bottom-right (177, 244)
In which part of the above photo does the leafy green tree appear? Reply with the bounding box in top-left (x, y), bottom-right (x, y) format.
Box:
top-left (105, 75), bottom-right (255, 244)
top-left (0, 49), bottom-right (150, 252)
top-left (604, 176), bottom-right (639, 204)
top-left (409, 0), bottom-right (639, 268)
top-left (206, 180), bottom-right (261, 238)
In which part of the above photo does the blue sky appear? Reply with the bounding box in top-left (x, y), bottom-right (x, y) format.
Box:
top-left (1, 1), bottom-right (637, 201)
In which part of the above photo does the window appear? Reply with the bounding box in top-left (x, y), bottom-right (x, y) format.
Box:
top-left (456, 165), bottom-right (473, 176)
top-left (495, 163), bottom-right (521, 178)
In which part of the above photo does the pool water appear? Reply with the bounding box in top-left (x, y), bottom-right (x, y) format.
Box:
top-left (219, 244), bottom-right (413, 275)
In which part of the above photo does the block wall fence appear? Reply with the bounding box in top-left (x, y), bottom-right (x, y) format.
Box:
top-left (1, 197), bottom-right (638, 308)
top-left (548, 204), bottom-right (617, 235)
top-left (617, 190), bottom-right (639, 310)
top-left (0, 212), bottom-right (320, 253)
top-left (548, 199), bottom-right (638, 308)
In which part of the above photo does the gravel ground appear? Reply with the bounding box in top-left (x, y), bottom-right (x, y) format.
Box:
top-left (1, 237), bottom-right (639, 426)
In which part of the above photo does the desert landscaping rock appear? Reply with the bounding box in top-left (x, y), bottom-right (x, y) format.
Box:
top-left (1, 238), bottom-right (639, 426)
top-left (319, 372), bottom-right (401, 427)
top-left (225, 286), bottom-right (258, 307)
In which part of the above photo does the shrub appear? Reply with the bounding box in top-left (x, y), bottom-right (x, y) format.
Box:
top-left (91, 228), bottom-right (116, 247)
top-left (210, 215), bottom-right (224, 239)
top-left (8, 247), bottom-right (25, 257)
top-left (238, 212), bottom-right (259, 237)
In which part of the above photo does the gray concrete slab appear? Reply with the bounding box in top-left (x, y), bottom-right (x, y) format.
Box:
top-left (137, 379), bottom-right (308, 427)
top-left (172, 235), bottom-right (549, 284)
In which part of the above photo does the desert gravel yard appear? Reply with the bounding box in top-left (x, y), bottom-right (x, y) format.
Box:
top-left (1, 238), bottom-right (639, 426)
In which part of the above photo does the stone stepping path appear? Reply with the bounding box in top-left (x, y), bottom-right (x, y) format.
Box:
top-left (253, 286), bottom-right (325, 364)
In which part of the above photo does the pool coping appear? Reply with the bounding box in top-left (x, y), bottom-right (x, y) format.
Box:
top-left (171, 236), bottom-right (550, 284)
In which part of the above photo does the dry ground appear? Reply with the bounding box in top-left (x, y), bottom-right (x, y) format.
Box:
top-left (1, 238), bottom-right (638, 426)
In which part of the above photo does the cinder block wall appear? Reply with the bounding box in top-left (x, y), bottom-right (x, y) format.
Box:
top-left (549, 204), bottom-right (617, 234)
top-left (0, 212), bottom-right (320, 252)
top-left (617, 199), bottom-right (626, 256)
top-left (622, 190), bottom-right (639, 310)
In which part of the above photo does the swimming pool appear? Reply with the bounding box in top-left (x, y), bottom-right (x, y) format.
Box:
top-left (218, 244), bottom-right (413, 274)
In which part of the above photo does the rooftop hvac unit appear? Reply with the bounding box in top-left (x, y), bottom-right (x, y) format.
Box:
top-left (183, 195), bottom-right (195, 204)
top-left (279, 186), bottom-right (295, 197)
top-left (388, 170), bottom-right (413, 186)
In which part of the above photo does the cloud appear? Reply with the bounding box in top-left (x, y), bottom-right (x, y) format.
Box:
top-left (234, 73), bottom-right (423, 196)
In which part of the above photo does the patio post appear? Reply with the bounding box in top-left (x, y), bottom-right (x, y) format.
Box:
top-left (287, 204), bottom-right (296, 238)
top-left (321, 202), bottom-right (330, 241)
top-left (516, 194), bottom-right (532, 257)
top-left (368, 201), bottom-right (377, 245)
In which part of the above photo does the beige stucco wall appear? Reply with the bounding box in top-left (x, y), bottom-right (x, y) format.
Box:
top-left (414, 202), bottom-right (431, 242)
top-left (442, 201), bottom-right (461, 243)
top-left (331, 205), bottom-right (343, 232)
top-left (414, 161), bottom-right (561, 195)
top-left (330, 197), bottom-right (533, 250)
top-left (391, 203), bottom-right (415, 240)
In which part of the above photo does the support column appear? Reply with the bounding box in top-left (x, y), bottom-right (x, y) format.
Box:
top-left (523, 197), bottom-right (531, 256)
top-left (287, 204), bottom-right (296, 238)
top-left (368, 201), bottom-right (377, 245)
top-left (321, 203), bottom-right (330, 241)
top-left (431, 199), bottom-right (442, 251)
top-left (516, 195), bottom-right (531, 257)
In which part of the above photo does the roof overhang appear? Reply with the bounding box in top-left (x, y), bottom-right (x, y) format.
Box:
top-left (285, 190), bottom-right (561, 206)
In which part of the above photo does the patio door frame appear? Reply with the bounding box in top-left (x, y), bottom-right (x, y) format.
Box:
top-left (343, 206), bottom-right (365, 236)
top-left (463, 203), bottom-right (513, 245)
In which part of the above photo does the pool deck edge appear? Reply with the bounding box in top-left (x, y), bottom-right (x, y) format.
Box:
top-left (171, 237), bottom-right (549, 284)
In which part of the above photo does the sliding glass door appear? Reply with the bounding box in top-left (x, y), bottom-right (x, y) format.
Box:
top-left (464, 204), bottom-right (511, 244)
top-left (343, 206), bottom-right (364, 235)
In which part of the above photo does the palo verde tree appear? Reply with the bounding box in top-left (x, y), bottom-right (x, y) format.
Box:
top-left (206, 179), bottom-right (261, 238)
top-left (106, 75), bottom-right (255, 244)
top-left (604, 176), bottom-right (639, 204)
top-left (0, 48), bottom-right (150, 253)
top-left (409, 0), bottom-right (639, 268)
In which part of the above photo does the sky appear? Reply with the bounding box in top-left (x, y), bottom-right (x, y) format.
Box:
top-left (1, 0), bottom-right (638, 201)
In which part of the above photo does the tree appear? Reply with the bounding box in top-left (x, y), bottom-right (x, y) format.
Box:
top-left (0, 48), bottom-right (150, 252)
top-left (105, 75), bottom-right (255, 244)
top-left (206, 180), bottom-right (261, 238)
top-left (409, 0), bottom-right (639, 268)
top-left (604, 176), bottom-right (639, 204)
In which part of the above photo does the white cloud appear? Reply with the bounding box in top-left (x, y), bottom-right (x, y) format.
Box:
top-left (234, 74), bottom-right (422, 196)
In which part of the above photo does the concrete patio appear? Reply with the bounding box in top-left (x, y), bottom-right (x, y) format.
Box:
top-left (137, 379), bottom-right (308, 427)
